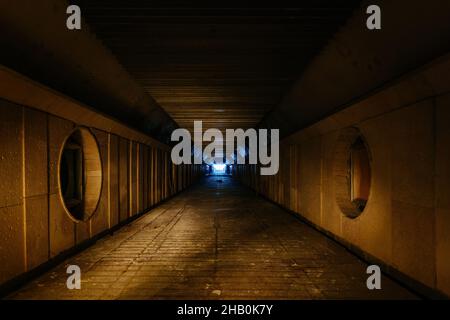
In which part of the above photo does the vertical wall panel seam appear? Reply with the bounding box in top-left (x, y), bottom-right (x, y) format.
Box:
top-left (129, 141), bottom-right (132, 217)
top-left (117, 136), bottom-right (120, 223)
top-left (136, 143), bottom-right (140, 214)
top-left (21, 107), bottom-right (27, 271)
top-left (320, 140), bottom-right (324, 226)
top-left (153, 149), bottom-right (156, 205)
top-left (46, 114), bottom-right (50, 259)
top-left (107, 133), bottom-right (111, 229)
top-left (432, 96), bottom-right (438, 289)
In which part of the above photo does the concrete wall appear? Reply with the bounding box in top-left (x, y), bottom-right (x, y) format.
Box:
top-left (0, 75), bottom-right (202, 288)
top-left (235, 54), bottom-right (450, 297)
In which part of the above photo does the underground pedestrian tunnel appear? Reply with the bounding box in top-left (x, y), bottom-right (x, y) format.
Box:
top-left (1, 0), bottom-right (450, 300)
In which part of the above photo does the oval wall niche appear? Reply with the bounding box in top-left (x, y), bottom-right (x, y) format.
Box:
top-left (59, 127), bottom-right (102, 222)
top-left (333, 127), bottom-right (372, 219)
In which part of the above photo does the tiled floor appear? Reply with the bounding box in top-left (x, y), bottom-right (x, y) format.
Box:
top-left (7, 176), bottom-right (417, 299)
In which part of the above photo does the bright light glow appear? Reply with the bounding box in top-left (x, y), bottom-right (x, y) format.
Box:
top-left (213, 164), bottom-right (226, 171)
top-left (212, 163), bottom-right (226, 175)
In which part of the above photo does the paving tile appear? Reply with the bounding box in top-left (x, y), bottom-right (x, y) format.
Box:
top-left (7, 176), bottom-right (417, 300)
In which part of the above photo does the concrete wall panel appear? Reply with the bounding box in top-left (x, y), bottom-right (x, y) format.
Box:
top-left (320, 132), bottom-right (341, 236)
top-left (49, 193), bottom-right (75, 257)
top-left (149, 147), bottom-right (155, 207)
top-left (24, 109), bottom-right (47, 197)
top-left (90, 129), bottom-right (110, 236)
top-left (142, 146), bottom-right (149, 210)
top-left (25, 196), bottom-right (49, 269)
top-left (298, 136), bottom-right (322, 226)
top-left (0, 100), bottom-right (23, 209)
top-left (138, 144), bottom-right (144, 213)
top-left (130, 141), bottom-right (138, 216)
top-left (435, 96), bottom-right (450, 293)
top-left (150, 148), bottom-right (155, 206)
top-left (24, 108), bottom-right (49, 269)
top-left (0, 205), bottom-right (25, 284)
top-left (389, 103), bottom-right (435, 287)
top-left (109, 134), bottom-right (120, 228)
top-left (119, 137), bottom-right (129, 222)
top-left (392, 201), bottom-right (435, 287)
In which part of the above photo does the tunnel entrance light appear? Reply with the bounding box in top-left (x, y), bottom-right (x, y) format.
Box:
top-left (212, 163), bottom-right (226, 175)
top-left (171, 121), bottom-right (279, 175)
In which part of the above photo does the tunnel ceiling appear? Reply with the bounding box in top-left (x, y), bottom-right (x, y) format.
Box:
top-left (76, 0), bottom-right (362, 140)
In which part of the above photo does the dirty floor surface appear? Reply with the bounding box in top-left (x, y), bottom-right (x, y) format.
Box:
top-left (7, 176), bottom-right (417, 300)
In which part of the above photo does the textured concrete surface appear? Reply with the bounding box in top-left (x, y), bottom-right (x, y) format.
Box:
top-left (7, 176), bottom-right (417, 300)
